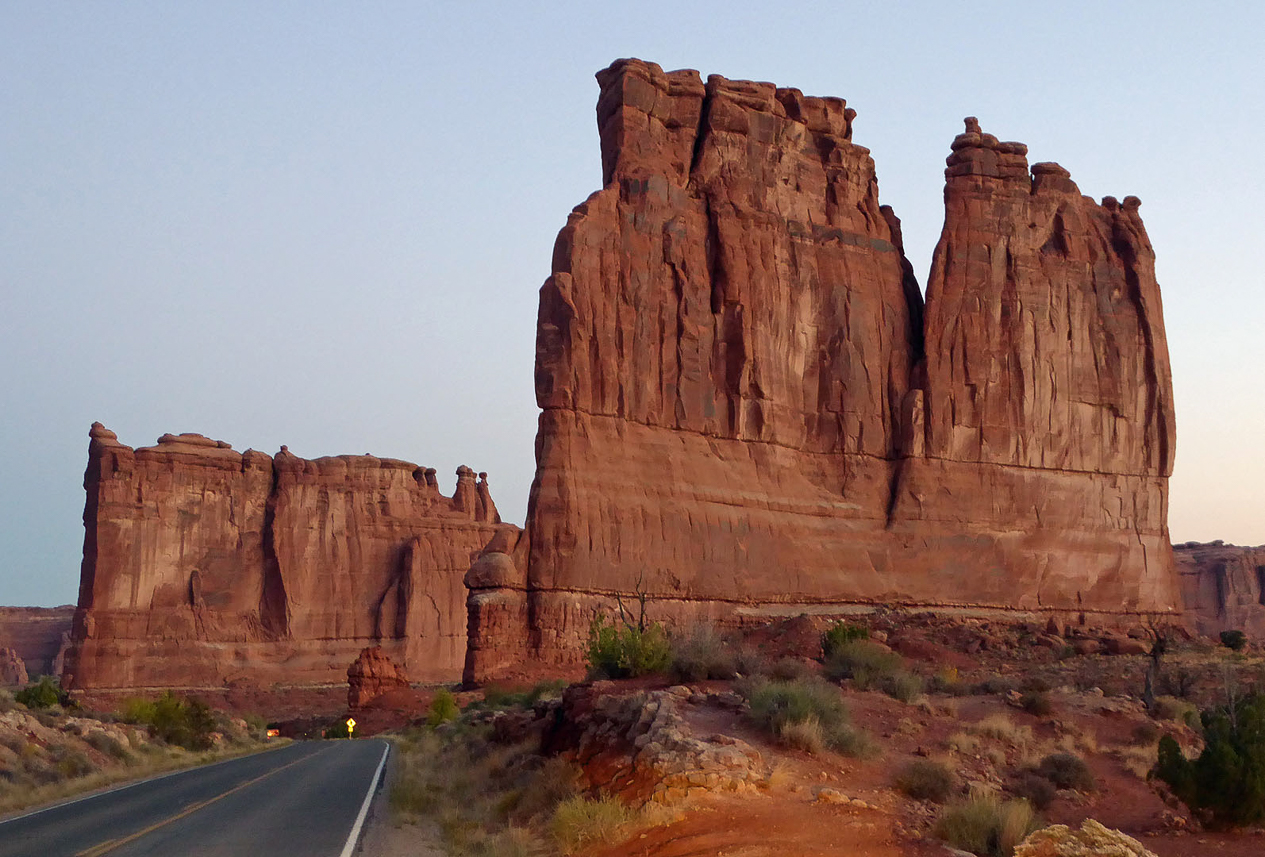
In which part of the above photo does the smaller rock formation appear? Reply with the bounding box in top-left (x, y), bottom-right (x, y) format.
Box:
top-left (0, 648), bottom-right (29, 686)
top-left (347, 646), bottom-right (410, 709)
top-left (0, 606), bottom-right (75, 678)
top-left (1014, 819), bottom-right (1156, 857)
top-left (1176, 541), bottom-right (1265, 637)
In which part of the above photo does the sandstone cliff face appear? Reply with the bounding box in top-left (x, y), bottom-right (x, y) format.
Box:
top-left (0, 606), bottom-right (74, 679)
top-left (466, 59), bottom-right (1180, 684)
top-left (346, 645), bottom-right (410, 709)
top-left (1176, 542), bottom-right (1265, 638)
top-left (65, 424), bottom-right (502, 690)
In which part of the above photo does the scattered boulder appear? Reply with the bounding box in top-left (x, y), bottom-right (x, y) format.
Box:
top-left (1014, 819), bottom-right (1157, 856)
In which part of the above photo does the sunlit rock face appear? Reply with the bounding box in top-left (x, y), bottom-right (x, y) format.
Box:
top-left (64, 424), bottom-right (503, 690)
top-left (465, 59), bottom-right (1179, 684)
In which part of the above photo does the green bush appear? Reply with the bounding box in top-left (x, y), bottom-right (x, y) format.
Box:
top-left (934, 793), bottom-right (1041, 857)
top-left (1034, 752), bottom-right (1095, 791)
top-left (879, 671), bottom-right (924, 703)
top-left (427, 689), bottom-right (460, 727)
top-left (670, 624), bottom-right (737, 682)
top-left (119, 691), bottom-right (216, 750)
top-left (480, 679), bottom-right (567, 710)
top-left (14, 676), bottom-right (67, 710)
top-left (323, 719), bottom-right (351, 739)
top-left (585, 614), bottom-right (671, 679)
top-left (822, 640), bottom-right (902, 687)
top-left (1155, 693), bottom-right (1265, 828)
top-left (821, 621), bottom-right (869, 657)
top-left (742, 678), bottom-right (870, 756)
top-left (894, 759), bottom-right (956, 802)
top-left (1220, 630), bottom-right (1248, 651)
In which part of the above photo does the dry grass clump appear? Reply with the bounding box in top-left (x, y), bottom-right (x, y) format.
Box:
top-left (742, 678), bottom-right (874, 757)
top-left (970, 714), bottom-right (1034, 751)
top-left (894, 758), bottom-right (956, 802)
top-left (550, 795), bottom-right (637, 855)
top-left (391, 720), bottom-right (660, 857)
top-left (935, 791), bottom-right (1042, 857)
top-left (669, 624), bottom-right (737, 681)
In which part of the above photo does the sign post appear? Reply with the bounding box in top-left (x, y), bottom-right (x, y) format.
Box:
top-left (346, 717), bottom-right (356, 738)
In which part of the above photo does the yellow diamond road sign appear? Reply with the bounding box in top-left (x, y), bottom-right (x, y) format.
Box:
top-left (346, 717), bottom-right (356, 732)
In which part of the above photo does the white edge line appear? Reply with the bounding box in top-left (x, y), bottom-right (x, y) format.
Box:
top-left (0, 741), bottom-right (295, 827)
top-left (338, 741), bottom-right (390, 857)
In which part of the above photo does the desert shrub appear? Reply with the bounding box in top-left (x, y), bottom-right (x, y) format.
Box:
top-left (894, 758), bottom-right (956, 802)
top-left (767, 657), bottom-right (818, 683)
top-left (1034, 752), bottom-right (1095, 792)
top-left (935, 793), bottom-right (1041, 857)
top-left (1132, 721), bottom-right (1161, 745)
top-left (821, 621), bottom-right (869, 657)
top-left (427, 690), bottom-right (461, 727)
top-left (975, 676), bottom-right (1018, 696)
top-left (743, 678), bottom-right (869, 756)
top-left (1155, 693), bottom-right (1265, 828)
top-left (1220, 630), bottom-right (1248, 652)
top-left (822, 640), bottom-right (902, 687)
top-left (14, 676), bottom-right (67, 710)
top-left (928, 667), bottom-right (968, 696)
top-left (84, 731), bottom-right (132, 762)
top-left (119, 692), bottom-right (215, 750)
top-left (550, 795), bottom-right (635, 855)
top-left (50, 745), bottom-right (95, 778)
top-left (1020, 675), bottom-right (1052, 693)
top-left (879, 670), bottom-right (925, 703)
top-left (1152, 695), bottom-right (1199, 729)
top-left (971, 714), bottom-right (1033, 749)
top-left (670, 624), bottom-right (737, 681)
top-left (1010, 771), bottom-right (1057, 810)
top-left (586, 614), bottom-right (671, 679)
top-left (480, 679), bottom-right (567, 711)
top-left (1020, 691), bottom-right (1053, 716)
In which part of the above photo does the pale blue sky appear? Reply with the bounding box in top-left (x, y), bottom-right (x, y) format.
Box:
top-left (3, 2), bottom-right (1262, 606)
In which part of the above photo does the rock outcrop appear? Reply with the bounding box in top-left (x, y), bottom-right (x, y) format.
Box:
top-left (0, 606), bottom-right (74, 679)
top-left (64, 424), bottom-right (503, 690)
top-left (1176, 541), bottom-right (1265, 638)
top-left (0, 648), bottom-right (28, 686)
top-left (346, 645), bottom-right (410, 709)
top-left (465, 59), bottom-right (1179, 684)
top-left (1014, 819), bottom-right (1157, 857)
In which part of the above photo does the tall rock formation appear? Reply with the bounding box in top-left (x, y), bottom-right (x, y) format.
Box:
top-left (465, 59), bottom-right (1180, 684)
top-left (65, 424), bottom-right (503, 690)
top-left (1176, 542), bottom-right (1265, 638)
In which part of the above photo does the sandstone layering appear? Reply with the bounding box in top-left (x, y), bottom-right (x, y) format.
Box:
top-left (0, 606), bottom-right (74, 681)
top-left (465, 58), bottom-right (1179, 683)
top-left (1176, 541), bottom-right (1265, 638)
top-left (63, 425), bottom-right (505, 689)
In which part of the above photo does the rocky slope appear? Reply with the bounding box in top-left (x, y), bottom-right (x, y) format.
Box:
top-left (465, 59), bottom-right (1179, 683)
top-left (64, 424), bottom-right (507, 690)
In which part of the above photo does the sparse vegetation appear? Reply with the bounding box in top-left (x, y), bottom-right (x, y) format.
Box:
top-left (822, 639), bottom-right (922, 701)
top-left (117, 691), bottom-right (217, 750)
top-left (894, 758), bottom-right (956, 802)
top-left (428, 689), bottom-right (461, 727)
top-left (1009, 771), bottom-right (1056, 810)
top-left (1033, 752), bottom-right (1095, 792)
top-left (742, 678), bottom-right (871, 756)
top-left (478, 680), bottom-right (567, 711)
top-left (586, 614), bottom-right (672, 679)
top-left (934, 792), bottom-right (1042, 857)
top-left (1020, 691), bottom-right (1052, 716)
top-left (669, 623), bottom-right (737, 681)
top-left (14, 676), bottom-right (70, 710)
top-left (821, 621), bottom-right (869, 657)
top-left (1220, 629), bottom-right (1248, 652)
top-left (550, 795), bottom-right (637, 855)
top-left (1155, 693), bottom-right (1265, 828)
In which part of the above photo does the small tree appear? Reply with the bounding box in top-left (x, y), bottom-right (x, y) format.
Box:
top-left (1221, 630), bottom-right (1248, 652)
top-left (1154, 693), bottom-right (1265, 828)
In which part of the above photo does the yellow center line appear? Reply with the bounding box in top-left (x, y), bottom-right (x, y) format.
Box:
top-left (76, 747), bottom-right (327, 857)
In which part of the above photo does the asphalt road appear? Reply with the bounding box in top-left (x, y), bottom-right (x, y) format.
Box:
top-left (0, 739), bottom-right (388, 857)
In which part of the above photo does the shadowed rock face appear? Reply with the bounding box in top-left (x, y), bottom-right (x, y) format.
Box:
top-left (465, 59), bottom-right (1180, 684)
top-left (64, 424), bottom-right (503, 690)
top-left (0, 606), bottom-right (74, 679)
top-left (1176, 542), bottom-right (1265, 637)
top-left (346, 645), bottom-right (410, 709)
